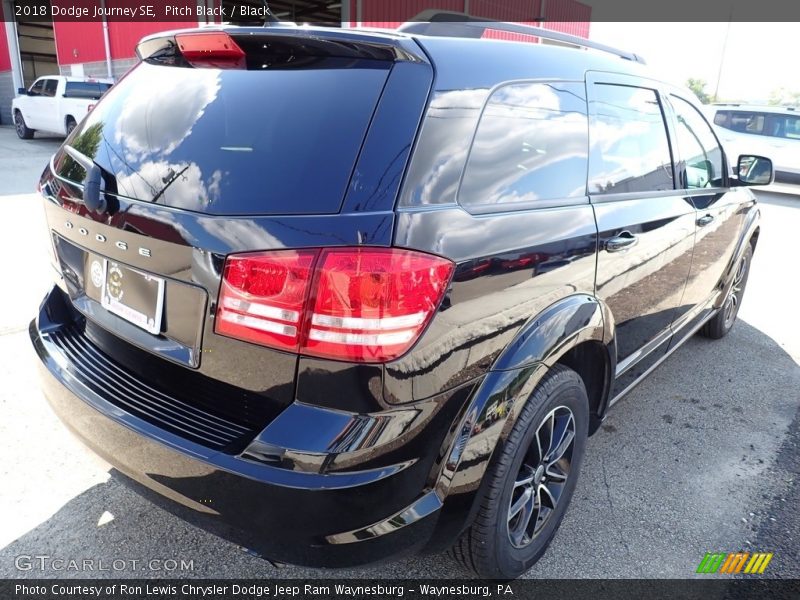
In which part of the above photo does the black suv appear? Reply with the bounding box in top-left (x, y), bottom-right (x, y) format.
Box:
top-left (30, 20), bottom-right (770, 578)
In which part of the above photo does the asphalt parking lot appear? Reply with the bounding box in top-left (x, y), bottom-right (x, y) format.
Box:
top-left (0, 125), bottom-right (798, 579)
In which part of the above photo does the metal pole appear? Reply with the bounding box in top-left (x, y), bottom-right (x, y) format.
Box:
top-left (100, 0), bottom-right (113, 79)
top-left (4, 0), bottom-right (25, 90)
top-left (713, 15), bottom-right (733, 102)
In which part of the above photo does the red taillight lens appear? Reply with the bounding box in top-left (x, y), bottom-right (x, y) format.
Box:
top-left (307, 249), bottom-right (454, 362)
top-left (216, 250), bottom-right (317, 352)
top-left (175, 32), bottom-right (246, 69)
top-left (215, 248), bottom-right (454, 363)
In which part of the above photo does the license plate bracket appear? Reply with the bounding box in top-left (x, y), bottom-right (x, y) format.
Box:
top-left (100, 260), bottom-right (165, 335)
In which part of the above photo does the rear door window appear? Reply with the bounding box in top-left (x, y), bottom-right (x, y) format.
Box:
top-left (725, 111), bottom-right (765, 134)
top-left (764, 113), bottom-right (800, 139)
top-left (54, 59), bottom-right (391, 215)
top-left (588, 84), bottom-right (674, 194)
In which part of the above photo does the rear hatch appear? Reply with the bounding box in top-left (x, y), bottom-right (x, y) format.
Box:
top-left (41, 26), bottom-right (431, 454)
top-left (54, 29), bottom-right (399, 215)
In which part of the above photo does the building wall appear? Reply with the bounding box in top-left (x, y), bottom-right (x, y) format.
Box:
top-left (53, 22), bottom-right (106, 66)
top-left (0, 70), bottom-right (14, 125)
top-left (0, 4), bottom-right (10, 71)
top-left (0, 2), bottom-right (12, 125)
top-left (60, 57), bottom-right (138, 80)
top-left (108, 21), bottom-right (197, 61)
top-left (54, 21), bottom-right (197, 73)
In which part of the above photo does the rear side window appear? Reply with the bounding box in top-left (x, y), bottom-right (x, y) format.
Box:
top-left (588, 84), bottom-right (673, 194)
top-left (458, 81), bottom-right (588, 210)
top-left (671, 96), bottom-right (725, 189)
top-left (65, 81), bottom-right (112, 99)
top-left (56, 60), bottom-right (391, 215)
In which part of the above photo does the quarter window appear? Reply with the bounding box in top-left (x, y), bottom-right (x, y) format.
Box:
top-left (671, 96), bottom-right (725, 189)
top-left (588, 84), bottom-right (673, 194)
top-left (458, 81), bottom-right (588, 210)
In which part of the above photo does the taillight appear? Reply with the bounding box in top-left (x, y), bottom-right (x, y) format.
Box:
top-left (215, 248), bottom-right (454, 363)
top-left (175, 32), bottom-right (246, 69)
top-left (216, 250), bottom-right (316, 352)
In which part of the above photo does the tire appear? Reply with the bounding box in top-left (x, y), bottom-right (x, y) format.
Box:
top-left (451, 364), bottom-right (589, 578)
top-left (699, 244), bottom-right (753, 340)
top-left (14, 110), bottom-right (34, 139)
top-left (65, 117), bottom-right (77, 136)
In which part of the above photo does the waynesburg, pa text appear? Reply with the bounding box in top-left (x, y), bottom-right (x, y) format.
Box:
top-left (14, 583), bottom-right (516, 598)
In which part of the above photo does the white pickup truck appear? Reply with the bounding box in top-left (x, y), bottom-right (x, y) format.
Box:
top-left (12, 76), bottom-right (113, 139)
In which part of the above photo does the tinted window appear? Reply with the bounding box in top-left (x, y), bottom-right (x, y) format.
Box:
top-left (65, 81), bottom-right (112, 99)
top-left (722, 111), bottom-right (765, 134)
top-left (588, 84), bottom-right (673, 194)
top-left (54, 60), bottom-right (390, 215)
top-left (458, 82), bottom-right (588, 209)
top-left (42, 79), bottom-right (58, 97)
top-left (764, 113), bottom-right (800, 139)
top-left (671, 96), bottom-right (725, 189)
top-left (29, 80), bottom-right (44, 96)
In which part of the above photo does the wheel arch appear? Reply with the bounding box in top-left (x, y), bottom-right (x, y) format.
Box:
top-left (424, 294), bottom-right (616, 550)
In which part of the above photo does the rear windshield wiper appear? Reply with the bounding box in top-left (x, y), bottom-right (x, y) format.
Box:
top-left (59, 145), bottom-right (108, 213)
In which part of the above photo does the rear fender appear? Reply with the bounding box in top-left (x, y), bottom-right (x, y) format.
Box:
top-left (424, 294), bottom-right (615, 549)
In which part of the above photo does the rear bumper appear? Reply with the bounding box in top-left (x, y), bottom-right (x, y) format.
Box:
top-left (30, 287), bottom-right (444, 568)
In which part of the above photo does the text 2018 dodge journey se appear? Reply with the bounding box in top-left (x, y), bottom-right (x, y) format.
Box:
top-left (30, 19), bottom-right (770, 578)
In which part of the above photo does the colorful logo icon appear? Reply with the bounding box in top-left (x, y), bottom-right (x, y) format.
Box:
top-left (697, 552), bottom-right (773, 574)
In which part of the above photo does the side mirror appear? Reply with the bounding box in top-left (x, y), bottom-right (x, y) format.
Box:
top-left (737, 155), bottom-right (774, 186)
top-left (17, 87), bottom-right (27, 95)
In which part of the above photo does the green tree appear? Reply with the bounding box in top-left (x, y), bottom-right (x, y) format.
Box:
top-left (768, 87), bottom-right (800, 107)
top-left (686, 78), bottom-right (713, 104)
top-left (60, 122), bottom-right (103, 183)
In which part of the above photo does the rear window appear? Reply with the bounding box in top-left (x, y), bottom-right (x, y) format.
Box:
top-left (64, 81), bottom-right (112, 99)
top-left (55, 59), bottom-right (390, 215)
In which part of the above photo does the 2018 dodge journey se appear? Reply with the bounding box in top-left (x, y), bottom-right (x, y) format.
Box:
top-left (30, 18), bottom-right (771, 578)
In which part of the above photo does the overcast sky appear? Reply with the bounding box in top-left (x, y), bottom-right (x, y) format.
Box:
top-left (589, 22), bottom-right (798, 103)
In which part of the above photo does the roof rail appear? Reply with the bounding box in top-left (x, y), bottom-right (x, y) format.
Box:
top-left (397, 10), bottom-right (646, 64)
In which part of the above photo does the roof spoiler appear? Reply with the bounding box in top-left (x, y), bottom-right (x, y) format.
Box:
top-left (137, 26), bottom-right (428, 65)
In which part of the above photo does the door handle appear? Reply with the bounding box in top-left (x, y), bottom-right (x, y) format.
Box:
top-left (697, 214), bottom-right (715, 227)
top-left (606, 231), bottom-right (638, 253)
